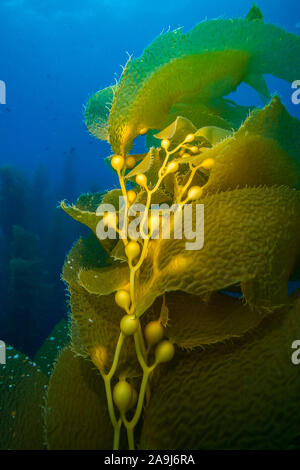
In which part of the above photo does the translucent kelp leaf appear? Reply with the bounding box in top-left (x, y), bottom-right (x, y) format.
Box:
top-left (146, 129), bottom-right (161, 149)
top-left (176, 98), bottom-right (300, 193)
top-left (78, 263), bottom-right (130, 296)
top-left (84, 85), bottom-right (115, 140)
top-left (168, 97), bottom-right (253, 132)
top-left (246, 3), bottom-right (264, 22)
top-left (140, 291), bottom-right (300, 450)
top-left (236, 96), bottom-right (300, 163)
top-left (166, 101), bottom-right (233, 132)
top-left (34, 319), bottom-right (70, 377)
top-left (61, 201), bottom-right (100, 234)
top-left (62, 234), bottom-right (110, 287)
top-left (125, 148), bottom-right (164, 187)
top-left (133, 186), bottom-right (300, 316)
top-left (0, 346), bottom-right (47, 449)
top-left (45, 347), bottom-right (113, 449)
top-left (74, 192), bottom-right (104, 211)
top-left (125, 152), bottom-right (152, 179)
top-left (110, 240), bottom-right (127, 262)
top-left (61, 200), bottom-right (116, 254)
top-left (134, 188), bottom-right (173, 205)
top-left (244, 73), bottom-right (270, 103)
top-left (100, 188), bottom-right (123, 207)
top-left (108, 17), bottom-right (300, 154)
top-left (154, 116), bottom-right (197, 148)
top-left (194, 126), bottom-right (232, 145)
top-left (152, 291), bottom-right (269, 349)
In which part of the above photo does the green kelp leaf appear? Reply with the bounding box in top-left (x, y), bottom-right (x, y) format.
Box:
top-left (244, 73), bottom-right (270, 102)
top-left (133, 186), bottom-right (300, 317)
top-left (177, 98), bottom-right (300, 194)
top-left (61, 201), bottom-right (116, 254)
top-left (200, 136), bottom-right (300, 195)
top-left (167, 101), bottom-right (233, 131)
top-left (209, 98), bottom-right (253, 129)
top-left (108, 16), bottom-right (300, 154)
top-left (34, 319), bottom-right (70, 377)
top-left (237, 96), bottom-right (300, 165)
top-left (45, 347), bottom-right (113, 449)
top-left (62, 234), bottom-right (110, 287)
top-left (78, 263), bottom-right (130, 296)
top-left (126, 148), bottom-right (164, 187)
top-left (146, 129), bottom-right (161, 149)
top-left (74, 192), bottom-right (104, 211)
top-left (246, 3), bottom-right (264, 22)
top-left (134, 188), bottom-right (173, 206)
top-left (140, 291), bottom-right (300, 450)
top-left (195, 126), bottom-right (233, 145)
top-left (101, 188), bottom-right (123, 207)
top-left (84, 85), bottom-right (115, 141)
top-left (154, 116), bottom-right (197, 149)
top-left (168, 97), bottom-right (253, 132)
top-left (61, 201), bottom-right (100, 234)
top-left (151, 291), bottom-right (269, 349)
top-left (0, 346), bottom-right (47, 450)
top-left (69, 317), bottom-right (86, 357)
top-left (110, 240), bottom-right (127, 261)
top-left (125, 152), bottom-right (152, 179)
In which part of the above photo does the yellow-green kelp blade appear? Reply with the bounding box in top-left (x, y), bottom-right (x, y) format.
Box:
top-left (84, 85), bottom-right (115, 140)
top-left (108, 17), bottom-right (300, 154)
top-left (133, 186), bottom-right (300, 316)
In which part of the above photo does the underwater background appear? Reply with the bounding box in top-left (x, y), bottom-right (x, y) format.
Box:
top-left (0, 0), bottom-right (300, 449)
top-left (0, 0), bottom-right (300, 452)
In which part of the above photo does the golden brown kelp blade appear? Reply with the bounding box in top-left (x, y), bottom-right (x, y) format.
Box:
top-left (178, 97), bottom-right (300, 194)
top-left (140, 291), bottom-right (300, 450)
top-left (156, 291), bottom-right (270, 349)
top-left (44, 347), bottom-right (113, 449)
top-left (133, 186), bottom-right (300, 316)
top-left (62, 236), bottom-right (139, 377)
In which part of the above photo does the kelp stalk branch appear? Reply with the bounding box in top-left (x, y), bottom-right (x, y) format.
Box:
top-left (93, 132), bottom-right (212, 449)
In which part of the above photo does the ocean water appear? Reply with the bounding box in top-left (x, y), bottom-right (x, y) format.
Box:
top-left (0, 0), bottom-right (300, 451)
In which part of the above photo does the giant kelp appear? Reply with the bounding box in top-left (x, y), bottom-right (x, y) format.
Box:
top-left (62, 5), bottom-right (300, 450)
top-left (2, 5), bottom-right (300, 450)
top-left (59, 5), bottom-right (300, 451)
